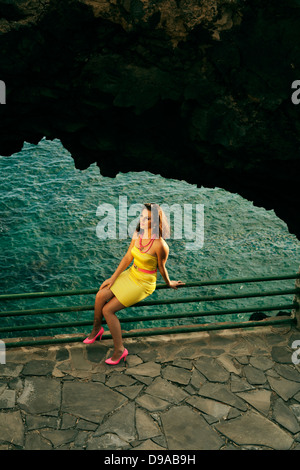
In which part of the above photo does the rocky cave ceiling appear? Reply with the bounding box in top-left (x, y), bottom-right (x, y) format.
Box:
top-left (0, 0), bottom-right (299, 238)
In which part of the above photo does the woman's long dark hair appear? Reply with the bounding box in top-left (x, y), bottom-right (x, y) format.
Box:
top-left (136, 203), bottom-right (170, 239)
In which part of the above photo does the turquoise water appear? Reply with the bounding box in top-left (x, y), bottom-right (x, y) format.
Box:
top-left (0, 138), bottom-right (299, 338)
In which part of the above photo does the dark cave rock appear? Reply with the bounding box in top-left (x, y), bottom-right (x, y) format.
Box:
top-left (249, 312), bottom-right (269, 322)
top-left (249, 310), bottom-right (292, 321)
top-left (276, 311), bottom-right (292, 317)
top-left (0, 0), bottom-right (299, 238)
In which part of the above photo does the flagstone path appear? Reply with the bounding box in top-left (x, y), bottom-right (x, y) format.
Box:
top-left (1, 324), bottom-right (300, 450)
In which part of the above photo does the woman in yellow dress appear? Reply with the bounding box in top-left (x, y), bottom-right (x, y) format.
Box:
top-left (83, 203), bottom-right (185, 364)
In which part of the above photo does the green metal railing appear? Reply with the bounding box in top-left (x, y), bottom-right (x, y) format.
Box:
top-left (1, 273), bottom-right (299, 348)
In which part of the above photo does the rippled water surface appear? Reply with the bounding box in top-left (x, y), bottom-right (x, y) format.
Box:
top-left (1, 138), bottom-right (299, 338)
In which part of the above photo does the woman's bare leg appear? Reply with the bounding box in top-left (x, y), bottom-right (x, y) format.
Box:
top-left (102, 297), bottom-right (126, 360)
top-left (88, 287), bottom-right (114, 339)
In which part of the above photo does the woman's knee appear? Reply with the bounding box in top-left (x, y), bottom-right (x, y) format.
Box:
top-left (102, 303), bottom-right (112, 319)
top-left (96, 288), bottom-right (112, 302)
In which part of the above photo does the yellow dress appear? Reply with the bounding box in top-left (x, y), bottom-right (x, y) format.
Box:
top-left (110, 241), bottom-right (158, 307)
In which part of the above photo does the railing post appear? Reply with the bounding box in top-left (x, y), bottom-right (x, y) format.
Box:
top-left (0, 340), bottom-right (6, 364)
top-left (292, 268), bottom-right (300, 330)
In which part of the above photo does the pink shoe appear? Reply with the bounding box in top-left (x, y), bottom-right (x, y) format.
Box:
top-left (83, 327), bottom-right (104, 344)
top-left (105, 348), bottom-right (128, 365)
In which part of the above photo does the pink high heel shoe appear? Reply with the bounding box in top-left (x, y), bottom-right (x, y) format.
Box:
top-left (83, 327), bottom-right (104, 344)
top-left (105, 348), bottom-right (128, 365)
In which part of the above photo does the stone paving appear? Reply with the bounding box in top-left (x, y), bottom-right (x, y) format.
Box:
top-left (1, 323), bottom-right (300, 450)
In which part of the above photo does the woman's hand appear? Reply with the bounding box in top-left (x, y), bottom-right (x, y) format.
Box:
top-left (99, 277), bottom-right (116, 290)
top-left (168, 280), bottom-right (185, 289)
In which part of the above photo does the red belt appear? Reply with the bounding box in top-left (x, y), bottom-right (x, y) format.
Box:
top-left (133, 264), bottom-right (157, 274)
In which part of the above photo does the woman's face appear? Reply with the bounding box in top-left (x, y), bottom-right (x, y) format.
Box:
top-left (140, 209), bottom-right (152, 232)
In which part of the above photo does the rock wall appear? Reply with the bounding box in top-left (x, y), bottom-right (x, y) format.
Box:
top-left (0, 0), bottom-right (299, 237)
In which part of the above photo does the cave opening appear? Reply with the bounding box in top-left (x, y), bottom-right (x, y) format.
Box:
top-left (0, 138), bottom-right (299, 337)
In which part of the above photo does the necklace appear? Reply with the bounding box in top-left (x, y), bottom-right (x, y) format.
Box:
top-left (139, 234), bottom-right (155, 253)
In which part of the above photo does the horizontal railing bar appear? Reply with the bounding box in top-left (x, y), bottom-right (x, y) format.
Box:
top-left (169, 274), bottom-right (300, 289)
top-left (139, 288), bottom-right (300, 306)
top-left (114, 302), bottom-right (297, 324)
top-left (1, 288), bottom-right (299, 318)
top-left (0, 305), bottom-right (93, 318)
top-left (119, 317), bottom-right (296, 338)
top-left (0, 302), bottom-right (296, 334)
top-left (0, 320), bottom-right (93, 333)
top-left (122, 316), bottom-right (295, 337)
top-left (3, 316), bottom-right (296, 348)
top-left (0, 273), bottom-right (299, 301)
top-left (0, 288), bottom-right (97, 301)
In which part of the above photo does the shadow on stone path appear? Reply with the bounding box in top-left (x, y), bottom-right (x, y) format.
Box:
top-left (1, 324), bottom-right (300, 450)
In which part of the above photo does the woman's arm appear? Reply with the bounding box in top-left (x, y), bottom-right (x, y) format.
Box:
top-left (156, 241), bottom-right (171, 286)
top-left (99, 232), bottom-right (137, 290)
top-left (111, 256), bottom-right (132, 281)
top-left (111, 232), bottom-right (137, 280)
top-left (156, 241), bottom-right (186, 290)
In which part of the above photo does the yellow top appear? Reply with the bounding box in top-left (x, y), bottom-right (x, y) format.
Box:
top-left (130, 244), bottom-right (158, 271)
top-left (127, 244), bottom-right (158, 295)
